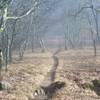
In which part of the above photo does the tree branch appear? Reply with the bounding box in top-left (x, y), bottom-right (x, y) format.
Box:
top-left (6, 1), bottom-right (38, 20)
top-left (75, 6), bottom-right (92, 17)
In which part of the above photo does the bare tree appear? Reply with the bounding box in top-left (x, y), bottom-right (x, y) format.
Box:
top-left (0, 0), bottom-right (44, 64)
top-left (87, 14), bottom-right (96, 56)
top-left (73, 0), bottom-right (100, 55)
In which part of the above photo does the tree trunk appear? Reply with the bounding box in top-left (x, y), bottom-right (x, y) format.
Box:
top-left (19, 40), bottom-right (27, 60)
top-left (7, 45), bottom-right (12, 63)
top-left (91, 30), bottom-right (97, 56)
top-left (31, 36), bottom-right (34, 53)
top-left (87, 13), bottom-right (97, 56)
top-left (39, 38), bottom-right (45, 53)
top-left (91, 7), bottom-right (100, 43)
top-left (64, 32), bottom-right (67, 50)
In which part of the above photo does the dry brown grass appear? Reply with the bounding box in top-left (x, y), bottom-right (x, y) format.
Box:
top-left (1, 49), bottom-right (100, 100)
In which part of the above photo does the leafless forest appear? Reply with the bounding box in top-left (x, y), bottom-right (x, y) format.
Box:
top-left (1, 0), bottom-right (100, 100)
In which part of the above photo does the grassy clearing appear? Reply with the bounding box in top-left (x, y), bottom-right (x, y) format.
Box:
top-left (1, 49), bottom-right (100, 100)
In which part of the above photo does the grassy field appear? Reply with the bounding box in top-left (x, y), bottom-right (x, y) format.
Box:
top-left (1, 49), bottom-right (100, 100)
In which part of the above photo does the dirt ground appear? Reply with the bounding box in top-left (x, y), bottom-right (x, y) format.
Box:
top-left (1, 49), bottom-right (100, 100)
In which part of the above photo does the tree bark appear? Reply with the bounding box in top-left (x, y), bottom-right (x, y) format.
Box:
top-left (19, 40), bottom-right (27, 60)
